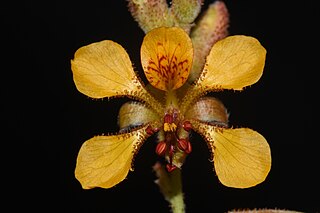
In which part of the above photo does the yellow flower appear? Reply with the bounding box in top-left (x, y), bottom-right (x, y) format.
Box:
top-left (71, 27), bottom-right (271, 190)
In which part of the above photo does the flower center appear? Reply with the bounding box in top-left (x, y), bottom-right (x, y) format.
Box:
top-left (154, 109), bottom-right (192, 172)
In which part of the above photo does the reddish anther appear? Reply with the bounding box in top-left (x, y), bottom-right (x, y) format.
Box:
top-left (186, 141), bottom-right (192, 154)
top-left (182, 121), bottom-right (192, 131)
top-left (164, 113), bottom-right (173, 123)
top-left (146, 125), bottom-right (155, 135)
top-left (177, 139), bottom-right (189, 152)
top-left (166, 163), bottom-right (177, 172)
top-left (177, 138), bottom-right (192, 154)
top-left (155, 141), bottom-right (167, 156)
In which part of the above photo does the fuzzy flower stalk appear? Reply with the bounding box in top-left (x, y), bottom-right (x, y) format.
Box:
top-left (71, 1), bottom-right (271, 212)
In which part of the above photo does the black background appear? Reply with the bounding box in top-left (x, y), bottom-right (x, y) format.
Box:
top-left (3, 0), bottom-right (318, 212)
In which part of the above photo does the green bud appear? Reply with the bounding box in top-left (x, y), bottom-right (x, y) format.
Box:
top-left (128, 0), bottom-right (174, 33)
top-left (171, 0), bottom-right (203, 24)
top-left (189, 1), bottom-right (229, 83)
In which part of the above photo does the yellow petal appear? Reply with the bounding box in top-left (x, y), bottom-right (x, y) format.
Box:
top-left (75, 126), bottom-right (150, 189)
top-left (197, 35), bottom-right (266, 91)
top-left (141, 27), bottom-right (193, 91)
top-left (71, 40), bottom-right (144, 99)
top-left (192, 121), bottom-right (271, 188)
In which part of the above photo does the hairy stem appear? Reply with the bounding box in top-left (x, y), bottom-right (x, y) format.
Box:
top-left (153, 162), bottom-right (185, 213)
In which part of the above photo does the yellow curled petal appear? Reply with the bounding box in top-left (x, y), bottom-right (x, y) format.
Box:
top-left (192, 121), bottom-right (271, 188)
top-left (185, 97), bottom-right (229, 125)
top-left (197, 35), bottom-right (266, 91)
top-left (118, 101), bottom-right (159, 130)
top-left (75, 126), bottom-right (150, 189)
top-left (141, 27), bottom-right (193, 91)
top-left (71, 40), bottom-right (144, 99)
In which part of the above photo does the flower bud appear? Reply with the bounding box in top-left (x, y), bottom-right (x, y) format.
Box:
top-left (171, 0), bottom-right (203, 24)
top-left (128, 0), bottom-right (172, 33)
top-left (189, 1), bottom-right (229, 82)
